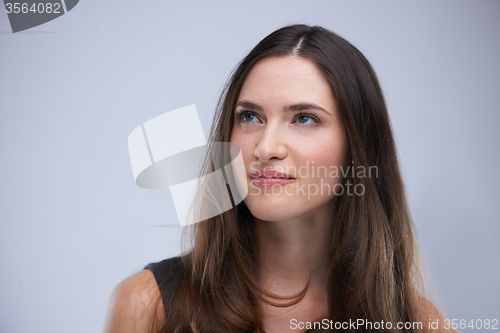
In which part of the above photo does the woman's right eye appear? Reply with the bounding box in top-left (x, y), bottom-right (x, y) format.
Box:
top-left (238, 111), bottom-right (259, 123)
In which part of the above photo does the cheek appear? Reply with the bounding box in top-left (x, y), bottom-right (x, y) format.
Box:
top-left (298, 130), bottom-right (344, 160)
top-left (294, 135), bottom-right (346, 181)
top-left (230, 128), bottom-right (255, 163)
top-left (312, 144), bottom-right (344, 165)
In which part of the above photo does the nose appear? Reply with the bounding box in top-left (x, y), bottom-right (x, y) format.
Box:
top-left (254, 122), bottom-right (287, 162)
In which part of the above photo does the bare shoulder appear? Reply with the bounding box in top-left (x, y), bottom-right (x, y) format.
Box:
top-left (418, 297), bottom-right (459, 333)
top-left (101, 269), bottom-right (165, 333)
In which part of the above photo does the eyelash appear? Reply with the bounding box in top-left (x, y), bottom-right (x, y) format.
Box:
top-left (236, 110), bottom-right (321, 125)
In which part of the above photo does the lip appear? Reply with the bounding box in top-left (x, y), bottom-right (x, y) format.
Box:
top-left (250, 178), bottom-right (296, 187)
top-left (248, 169), bottom-right (296, 187)
top-left (249, 169), bottom-right (295, 179)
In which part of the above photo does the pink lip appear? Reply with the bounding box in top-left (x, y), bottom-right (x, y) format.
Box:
top-left (248, 169), bottom-right (296, 187)
top-left (249, 169), bottom-right (295, 179)
top-left (250, 178), bottom-right (296, 187)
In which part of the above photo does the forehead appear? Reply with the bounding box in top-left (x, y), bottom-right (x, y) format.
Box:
top-left (238, 56), bottom-right (335, 108)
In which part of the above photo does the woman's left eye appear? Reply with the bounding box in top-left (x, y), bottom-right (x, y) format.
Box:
top-left (294, 113), bottom-right (320, 125)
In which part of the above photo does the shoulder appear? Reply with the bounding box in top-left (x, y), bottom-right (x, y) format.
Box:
top-left (418, 297), bottom-right (459, 333)
top-left (144, 256), bottom-right (183, 280)
top-left (101, 269), bottom-right (165, 333)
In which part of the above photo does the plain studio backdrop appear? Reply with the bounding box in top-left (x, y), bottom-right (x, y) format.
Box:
top-left (0, 1), bottom-right (499, 332)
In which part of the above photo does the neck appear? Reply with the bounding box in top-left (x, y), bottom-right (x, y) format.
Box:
top-left (254, 201), bottom-right (334, 295)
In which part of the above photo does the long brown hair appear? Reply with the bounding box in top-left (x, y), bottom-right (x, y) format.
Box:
top-left (154, 24), bottom-right (424, 333)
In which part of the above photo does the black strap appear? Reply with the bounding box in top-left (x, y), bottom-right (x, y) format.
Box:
top-left (143, 256), bottom-right (183, 317)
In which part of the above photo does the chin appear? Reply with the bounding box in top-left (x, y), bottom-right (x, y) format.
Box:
top-left (248, 210), bottom-right (296, 222)
top-left (244, 196), bottom-right (304, 222)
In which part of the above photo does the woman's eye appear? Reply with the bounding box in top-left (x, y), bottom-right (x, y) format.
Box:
top-left (238, 111), bottom-right (259, 123)
top-left (297, 115), bottom-right (312, 124)
top-left (294, 113), bottom-right (320, 125)
top-left (243, 113), bottom-right (256, 122)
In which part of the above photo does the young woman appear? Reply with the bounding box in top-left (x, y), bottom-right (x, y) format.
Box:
top-left (102, 24), bottom-right (457, 333)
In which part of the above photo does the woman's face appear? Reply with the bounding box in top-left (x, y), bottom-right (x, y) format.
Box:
top-left (230, 56), bottom-right (346, 222)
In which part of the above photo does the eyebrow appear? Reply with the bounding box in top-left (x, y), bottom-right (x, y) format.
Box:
top-left (234, 101), bottom-right (332, 116)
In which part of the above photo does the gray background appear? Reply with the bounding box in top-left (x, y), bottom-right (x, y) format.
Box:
top-left (1, 1), bottom-right (499, 332)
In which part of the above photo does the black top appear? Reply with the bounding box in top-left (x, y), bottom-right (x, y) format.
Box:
top-left (143, 256), bottom-right (183, 317)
